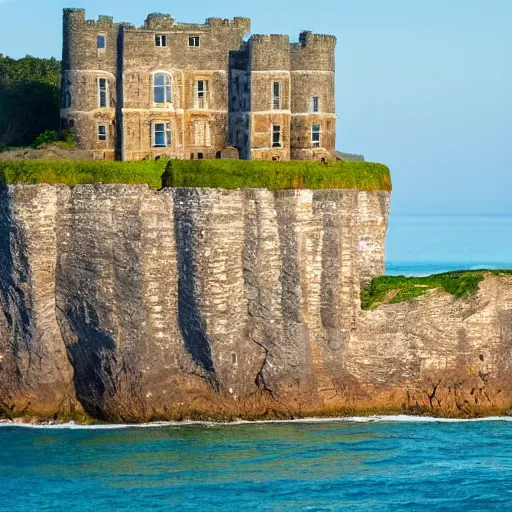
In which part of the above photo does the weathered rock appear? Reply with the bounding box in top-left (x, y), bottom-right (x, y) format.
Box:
top-left (1, 183), bottom-right (511, 421)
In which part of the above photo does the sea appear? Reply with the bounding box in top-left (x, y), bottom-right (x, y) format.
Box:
top-left (2, 215), bottom-right (512, 511)
top-left (386, 214), bottom-right (512, 276)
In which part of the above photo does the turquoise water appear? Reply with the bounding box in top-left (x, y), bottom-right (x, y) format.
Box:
top-left (2, 419), bottom-right (512, 511)
top-left (386, 215), bottom-right (512, 275)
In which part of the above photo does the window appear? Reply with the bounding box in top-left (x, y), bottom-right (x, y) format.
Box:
top-left (194, 120), bottom-right (211, 146)
top-left (97, 34), bottom-right (106, 50)
top-left (311, 96), bottom-right (319, 113)
top-left (64, 91), bottom-right (71, 109)
top-left (152, 122), bottom-right (171, 147)
top-left (153, 73), bottom-right (172, 103)
top-left (98, 124), bottom-right (107, 141)
top-left (98, 78), bottom-right (108, 108)
top-left (272, 81), bottom-right (280, 110)
top-left (188, 36), bottom-right (200, 47)
top-left (194, 80), bottom-right (208, 109)
top-left (155, 34), bottom-right (167, 47)
top-left (311, 124), bottom-right (321, 147)
top-left (272, 125), bottom-right (282, 148)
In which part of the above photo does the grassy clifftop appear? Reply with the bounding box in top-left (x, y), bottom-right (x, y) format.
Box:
top-left (361, 270), bottom-right (512, 310)
top-left (0, 159), bottom-right (392, 192)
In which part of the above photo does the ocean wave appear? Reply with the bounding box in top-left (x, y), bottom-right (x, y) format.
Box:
top-left (2, 415), bottom-right (512, 429)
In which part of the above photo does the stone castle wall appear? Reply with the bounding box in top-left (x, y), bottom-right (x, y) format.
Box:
top-left (60, 9), bottom-right (337, 162)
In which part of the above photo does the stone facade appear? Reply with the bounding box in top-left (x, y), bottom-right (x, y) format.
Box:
top-left (60, 9), bottom-right (337, 161)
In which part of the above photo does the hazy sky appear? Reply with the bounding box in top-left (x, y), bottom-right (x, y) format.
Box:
top-left (0, 0), bottom-right (510, 215)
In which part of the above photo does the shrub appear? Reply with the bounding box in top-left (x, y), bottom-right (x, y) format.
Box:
top-left (361, 270), bottom-right (512, 310)
top-left (31, 130), bottom-right (60, 148)
top-left (31, 129), bottom-right (77, 149)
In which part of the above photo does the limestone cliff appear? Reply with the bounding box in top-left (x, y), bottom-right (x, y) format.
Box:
top-left (0, 184), bottom-right (510, 421)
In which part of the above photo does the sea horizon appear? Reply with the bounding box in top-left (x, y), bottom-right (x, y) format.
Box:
top-left (386, 214), bottom-right (512, 276)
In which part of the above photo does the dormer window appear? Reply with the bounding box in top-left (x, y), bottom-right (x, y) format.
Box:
top-left (310, 96), bottom-right (319, 113)
top-left (97, 34), bottom-right (106, 50)
top-left (155, 34), bottom-right (167, 47)
top-left (153, 73), bottom-right (172, 103)
top-left (188, 36), bottom-right (200, 47)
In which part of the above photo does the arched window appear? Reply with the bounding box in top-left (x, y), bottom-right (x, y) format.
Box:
top-left (153, 73), bottom-right (172, 103)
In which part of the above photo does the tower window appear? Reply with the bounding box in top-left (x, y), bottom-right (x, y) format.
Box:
top-left (311, 124), bottom-right (321, 147)
top-left (155, 34), bottom-right (167, 47)
top-left (97, 78), bottom-right (108, 108)
top-left (310, 96), bottom-right (320, 113)
top-left (97, 124), bottom-right (107, 141)
top-left (272, 81), bottom-right (281, 110)
top-left (188, 36), bottom-right (200, 47)
top-left (97, 34), bottom-right (106, 50)
top-left (152, 122), bottom-right (172, 147)
top-left (153, 73), bottom-right (172, 103)
top-left (272, 125), bottom-right (282, 148)
top-left (194, 80), bottom-right (208, 109)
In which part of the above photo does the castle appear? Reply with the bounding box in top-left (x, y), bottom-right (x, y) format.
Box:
top-left (61, 9), bottom-right (337, 161)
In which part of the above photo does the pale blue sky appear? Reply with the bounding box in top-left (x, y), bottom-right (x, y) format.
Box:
top-left (0, 0), bottom-right (510, 215)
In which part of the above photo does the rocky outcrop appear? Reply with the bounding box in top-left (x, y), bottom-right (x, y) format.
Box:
top-left (1, 183), bottom-right (511, 421)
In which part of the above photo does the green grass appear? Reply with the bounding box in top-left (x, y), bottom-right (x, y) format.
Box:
top-left (0, 159), bottom-right (166, 188)
top-left (162, 159), bottom-right (391, 191)
top-left (0, 159), bottom-right (391, 191)
top-left (361, 269), bottom-right (512, 310)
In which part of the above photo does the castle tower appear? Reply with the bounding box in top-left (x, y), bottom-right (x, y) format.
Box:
top-left (61, 9), bottom-right (121, 160)
top-left (290, 32), bottom-right (337, 161)
top-left (247, 35), bottom-right (291, 161)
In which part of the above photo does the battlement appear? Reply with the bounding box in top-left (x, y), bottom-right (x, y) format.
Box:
top-left (139, 13), bottom-right (250, 32)
top-left (297, 31), bottom-right (337, 48)
top-left (143, 13), bottom-right (175, 31)
top-left (206, 17), bottom-right (251, 31)
top-left (250, 34), bottom-right (290, 45)
top-left (64, 8), bottom-right (121, 28)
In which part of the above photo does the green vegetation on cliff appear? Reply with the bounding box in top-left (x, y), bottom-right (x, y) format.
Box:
top-left (0, 159), bottom-right (392, 191)
top-left (361, 270), bottom-right (512, 310)
top-left (0, 54), bottom-right (61, 147)
top-left (161, 159), bottom-right (391, 191)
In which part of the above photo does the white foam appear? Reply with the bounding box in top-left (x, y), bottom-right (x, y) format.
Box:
top-left (2, 415), bottom-right (512, 430)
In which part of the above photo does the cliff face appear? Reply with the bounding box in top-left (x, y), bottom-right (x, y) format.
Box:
top-left (1, 184), bottom-right (511, 421)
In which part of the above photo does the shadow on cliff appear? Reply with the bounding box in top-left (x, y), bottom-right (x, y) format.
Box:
top-left (173, 189), bottom-right (217, 389)
top-left (0, 172), bottom-right (33, 409)
top-left (62, 301), bottom-right (118, 420)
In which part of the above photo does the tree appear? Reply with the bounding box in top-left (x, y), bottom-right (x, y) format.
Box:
top-left (0, 54), bottom-right (61, 147)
